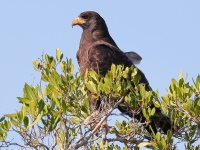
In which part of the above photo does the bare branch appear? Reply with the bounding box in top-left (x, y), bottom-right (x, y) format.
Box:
top-left (101, 128), bottom-right (107, 145)
top-left (106, 137), bottom-right (142, 145)
top-left (0, 140), bottom-right (26, 148)
top-left (77, 126), bottom-right (89, 150)
top-left (70, 96), bottom-right (124, 150)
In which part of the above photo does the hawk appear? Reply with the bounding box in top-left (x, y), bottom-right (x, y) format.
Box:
top-left (72, 11), bottom-right (172, 134)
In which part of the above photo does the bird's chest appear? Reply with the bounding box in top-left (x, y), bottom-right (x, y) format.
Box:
top-left (76, 33), bottom-right (96, 75)
top-left (76, 45), bottom-right (90, 75)
top-left (77, 48), bottom-right (88, 65)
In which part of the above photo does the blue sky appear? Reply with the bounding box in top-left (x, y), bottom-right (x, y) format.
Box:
top-left (0, 1), bottom-right (200, 149)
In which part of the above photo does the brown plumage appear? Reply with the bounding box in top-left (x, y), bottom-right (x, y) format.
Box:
top-left (72, 11), bottom-right (172, 134)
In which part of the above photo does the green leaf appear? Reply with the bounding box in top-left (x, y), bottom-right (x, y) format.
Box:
top-left (3, 120), bottom-right (11, 131)
top-left (154, 100), bottom-right (161, 107)
top-left (23, 116), bottom-right (29, 128)
top-left (41, 71), bottom-right (49, 82)
top-left (167, 130), bottom-right (173, 143)
top-left (89, 70), bottom-right (99, 82)
top-left (56, 48), bottom-right (63, 63)
top-left (111, 64), bottom-right (116, 77)
top-left (184, 132), bottom-right (190, 141)
top-left (104, 75), bottom-right (112, 86)
top-left (150, 107), bottom-right (156, 116)
top-left (4, 113), bottom-right (18, 118)
top-left (47, 84), bottom-right (59, 95)
top-left (45, 54), bottom-right (56, 69)
top-left (61, 99), bottom-right (67, 113)
top-left (51, 116), bottom-right (60, 130)
top-left (61, 61), bottom-right (67, 73)
top-left (84, 98), bottom-right (90, 109)
top-left (22, 104), bottom-right (27, 119)
top-left (38, 100), bottom-right (45, 113)
top-left (122, 147), bottom-right (129, 150)
top-left (17, 97), bottom-right (31, 104)
top-left (10, 119), bottom-right (19, 127)
top-left (29, 113), bottom-right (43, 127)
top-left (142, 108), bottom-right (148, 119)
top-left (86, 81), bottom-right (97, 93)
top-left (29, 101), bottom-right (35, 115)
top-left (179, 78), bottom-right (184, 88)
top-left (161, 138), bottom-right (166, 147)
top-left (139, 84), bottom-right (146, 98)
top-left (156, 132), bottom-right (161, 141)
top-left (17, 111), bottom-right (23, 121)
top-left (41, 118), bottom-right (48, 126)
top-left (178, 70), bottom-right (183, 80)
top-left (70, 64), bottom-right (74, 73)
top-left (48, 69), bottom-right (60, 86)
top-left (138, 142), bottom-right (151, 148)
top-left (115, 120), bottom-right (121, 129)
top-left (24, 83), bottom-right (37, 101)
top-left (0, 117), bottom-right (5, 122)
top-left (32, 60), bottom-right (41, 71)
top-left (71, 117), bottom-right (81, 124)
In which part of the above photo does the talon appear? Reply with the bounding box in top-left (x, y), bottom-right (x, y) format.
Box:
top-left (83, 111), bottom-right (99, 127)
top-left (83, 110), bottom-right (110, 136)
top-left (83, 116), bottom-right (92, 128)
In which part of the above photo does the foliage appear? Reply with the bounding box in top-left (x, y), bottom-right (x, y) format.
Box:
top-left (0, 48), bottom-right (200, 149)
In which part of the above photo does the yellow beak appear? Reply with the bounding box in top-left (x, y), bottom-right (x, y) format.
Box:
top-left (72, 17), bottom-right (85, 27)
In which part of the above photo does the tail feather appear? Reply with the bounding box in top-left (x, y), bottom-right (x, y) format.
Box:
top-left (118, 105), bottom-right (173, 134)
top-left (152, 111), bottom-right (173, 134)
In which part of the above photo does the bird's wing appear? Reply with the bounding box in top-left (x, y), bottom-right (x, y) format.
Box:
top-left (88, 41), bottom-right (132, 76)
top-left (88, 41), bottom-right (149, 88)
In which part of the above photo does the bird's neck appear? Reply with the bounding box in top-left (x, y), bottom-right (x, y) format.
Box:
top-left (80, 25), bottom-right (118, 48)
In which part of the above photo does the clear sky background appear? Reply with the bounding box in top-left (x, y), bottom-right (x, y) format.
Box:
top-left (0, 0), bottom-right (200, 149)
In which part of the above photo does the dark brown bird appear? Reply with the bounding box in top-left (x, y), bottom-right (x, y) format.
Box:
top-left (72, 11), bottom-right (172, 134)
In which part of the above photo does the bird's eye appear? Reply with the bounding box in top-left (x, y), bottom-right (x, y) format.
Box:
top-left (81, 15), bottom-right (89, 19)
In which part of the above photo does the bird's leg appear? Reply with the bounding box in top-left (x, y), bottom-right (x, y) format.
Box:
top-left (92, 119), bottom-right (110, 136)
top-left (83, 110), bottom-right (99, 128)
top-left (83, 110), bottom-right (110, 136)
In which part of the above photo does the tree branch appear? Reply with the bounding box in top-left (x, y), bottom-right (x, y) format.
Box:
top-left (106, 137), bottom-right (142, 145)
top-left (70, 96), bottom-right (124, 150)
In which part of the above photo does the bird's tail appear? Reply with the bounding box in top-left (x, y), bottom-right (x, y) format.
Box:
top-left (118, 105), bottom-right (173, 134)
top-left (151, 110), bottom-right (174, 134)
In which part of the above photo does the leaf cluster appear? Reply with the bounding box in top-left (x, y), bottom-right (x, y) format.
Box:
top-left (0, 49), bottom-right (200, 149)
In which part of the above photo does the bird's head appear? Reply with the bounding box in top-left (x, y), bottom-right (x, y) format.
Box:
top-left (72, 11), bottom-right (116, 46)
top-left (72, 11), bottom-right (106, 30)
